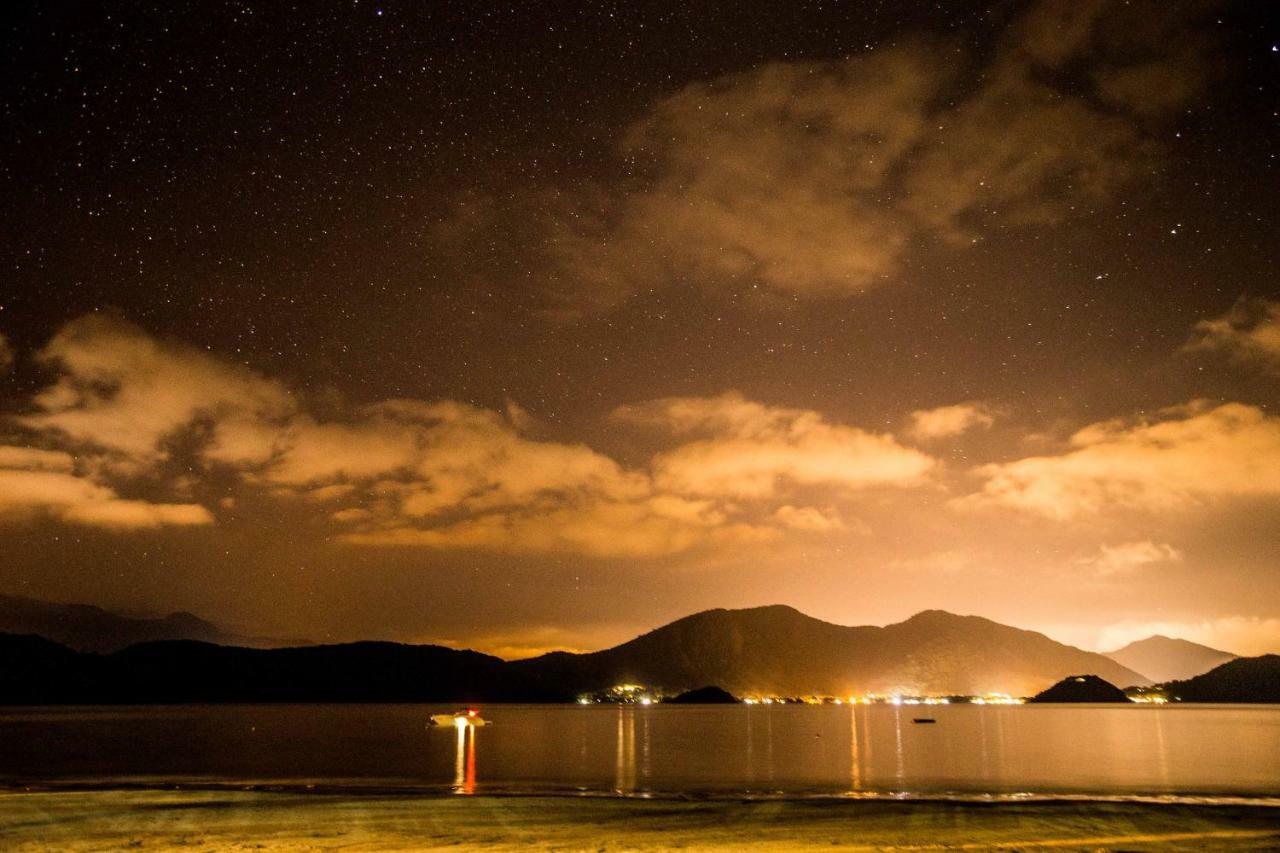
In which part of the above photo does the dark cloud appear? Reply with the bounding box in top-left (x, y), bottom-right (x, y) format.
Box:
top-left (435, 0), bottom-right (1222, 315)
top-left (1188, 298), bottom-right (1280, 374)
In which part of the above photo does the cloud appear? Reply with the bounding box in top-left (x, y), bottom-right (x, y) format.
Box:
top-left (8, 318), bottom-right (934, 555)
top-left (22, 314), bottom-right (296, 466)
top-left (436, 0), bottom-right (1219, 314)
top-left (908, 403), bottom-right (995, 441)
top-left (339, 392), bottom-right (926, 555)
top-left (960, 402), bottom-right (1280, 519)
top-left (0, 446), bottom-right (212, 529)
top-left (1076, 541), bottom-right (1183, 576)
top-left (265, 400), bottom-right (647, 515)
top-left (1187, 297), bottom-right (1280, 374)
top-left (0, 445), bottom-right (74, 472)
top-left (341, 497), bottom-right (777, 559)
top-left (614, 392), bottom-right (935, 499)
top-left (773, 505), bottom-right (849, 533)
top-left (888, 550), bottom-right (980, 575)
top-left (0, 334), bottom-right (13, 375)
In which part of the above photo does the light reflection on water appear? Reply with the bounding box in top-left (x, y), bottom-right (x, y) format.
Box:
top-left (452, 722), bottom-right (476, 795)
top-left (1, 703), bottom-right (1278, 800)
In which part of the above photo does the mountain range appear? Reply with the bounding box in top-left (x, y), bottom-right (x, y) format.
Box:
top-left (511, 606), bottom-right (1148, 697)
top-left (0, 594), bottom-right (304, 653)
top-left (5, 593), bottom-right (1247, 689)
top-left (0, 601), bottom-right (1171, 702)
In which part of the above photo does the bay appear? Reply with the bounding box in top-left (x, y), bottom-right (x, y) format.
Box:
top-left (1, 704), bottom-right (1276, 801)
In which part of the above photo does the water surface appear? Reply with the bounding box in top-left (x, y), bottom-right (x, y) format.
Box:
top-left (1, 704), bottom-right (1276, 801)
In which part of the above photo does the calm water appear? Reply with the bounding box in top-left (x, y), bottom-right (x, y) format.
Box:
top-left (1, 704), bottom-right (1277, 801)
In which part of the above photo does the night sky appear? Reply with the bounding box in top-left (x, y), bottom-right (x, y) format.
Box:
top-left (1, 1), bottom-right (1278, 658)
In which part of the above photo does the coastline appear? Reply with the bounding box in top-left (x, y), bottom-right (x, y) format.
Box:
top-left (4, 779), bottom-right (1280, 808)
top-left (2, 789), bottom-right (1278, 851)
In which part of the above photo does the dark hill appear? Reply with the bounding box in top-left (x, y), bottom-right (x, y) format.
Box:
top-left (1167, 655), bottom-right (1280, 703)
top-left (0, 634), bottom-right (105, 703)
top-left (1105, 635), bottom-right (1236, 683)
top-left (1028, 674), bottom-right (1130, 703)
top-left (512, 606), bottom-right (1149, 698)
top-left (668, 685), bottom-right (737, 703)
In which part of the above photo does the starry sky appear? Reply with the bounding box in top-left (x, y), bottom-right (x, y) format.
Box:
top-left (1, 0), bottom-right (1278, 659)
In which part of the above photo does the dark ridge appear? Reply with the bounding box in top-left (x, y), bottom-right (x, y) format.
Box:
top-left (1167, 655), bottom-right (1280, 703)
top-left (0, 633), bottom-right (569, 704)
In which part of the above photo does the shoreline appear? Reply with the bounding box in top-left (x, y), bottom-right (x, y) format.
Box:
top-left (2, 789), bottom-right (1279, 851)
top-left (3, 779), bottom-right (1280, 809)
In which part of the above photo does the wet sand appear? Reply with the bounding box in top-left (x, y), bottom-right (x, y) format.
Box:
top-left (1, 790), bottom-right (1278, 851)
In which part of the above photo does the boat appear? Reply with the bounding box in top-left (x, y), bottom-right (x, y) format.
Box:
top-left (429, 708), bottom-right (489, 727)
top-left (912, 717), bottom-right (937, 724)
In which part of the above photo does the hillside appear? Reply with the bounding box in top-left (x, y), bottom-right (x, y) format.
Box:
top-left (1105, 635), bottom-right (1236, 683)
top-left (512, 606), bottom-right (1150, 698)
top-left (0, 594), bottom-right (303, 653)
top-left (1167, 655), bottom-right (1280, 703)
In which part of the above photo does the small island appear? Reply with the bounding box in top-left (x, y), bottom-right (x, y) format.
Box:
top-left (1028, 675), bottom-right (1130, 703)
top-left (667, 686), bottom-right (738, 704)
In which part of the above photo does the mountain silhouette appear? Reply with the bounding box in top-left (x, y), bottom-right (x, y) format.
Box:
top-left (511, 606), bottom-right (1149, 697)
top-left (0, 594), bottom-right (306, 653)
top-left (1105, 635), bottom-right (1236, 683)
top-left (0, 634), bottom-right (562, 703)
top-left (1166, 655), bottom-right (1280, 703)
top-left (0, 604), bottom-right (1161, 703)
top-left (0, 633), bottom-right (103, 703)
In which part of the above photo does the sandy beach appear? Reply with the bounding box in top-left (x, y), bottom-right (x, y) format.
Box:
top-left (1, 790), bottom-right (1277, 851)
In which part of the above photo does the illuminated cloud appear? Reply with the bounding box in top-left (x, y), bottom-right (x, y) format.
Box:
top-left (773, 505), bottom-right (848, 533)
top-left (437, 0), bottom-right (1218, 314)
top-left (908, 403), bottom-right (995, 441)
top-left (340, 497), bottom-right (778, 559)
top-left (0, 445), bottom-right (74, 472)
top-left (961, 402), bottom-right (1280, 519)
top-left (10, 319), bottom-right (943, 555)
top-left (1076, 541), bottom-right (1183, 577)
top-left (0, 446), bottom-right (212, 529)
top-left (266, 400), bottom-right (647, 511)
top-left (338, 393), bottom-right (926, 554)
top-left (888, 550), bottom-right (980, 575)
top-left (1187, 297), bottom-right (1280, 374)
top-left (0, 333), bottom-right (13, 375)
top-left (615, 392), bottom-right (935, 499)
top-left (22, 314), bottom-right (295, 466)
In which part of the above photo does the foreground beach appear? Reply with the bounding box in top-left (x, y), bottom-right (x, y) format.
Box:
top-left (1, 790), bottom-right (1277, 851)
